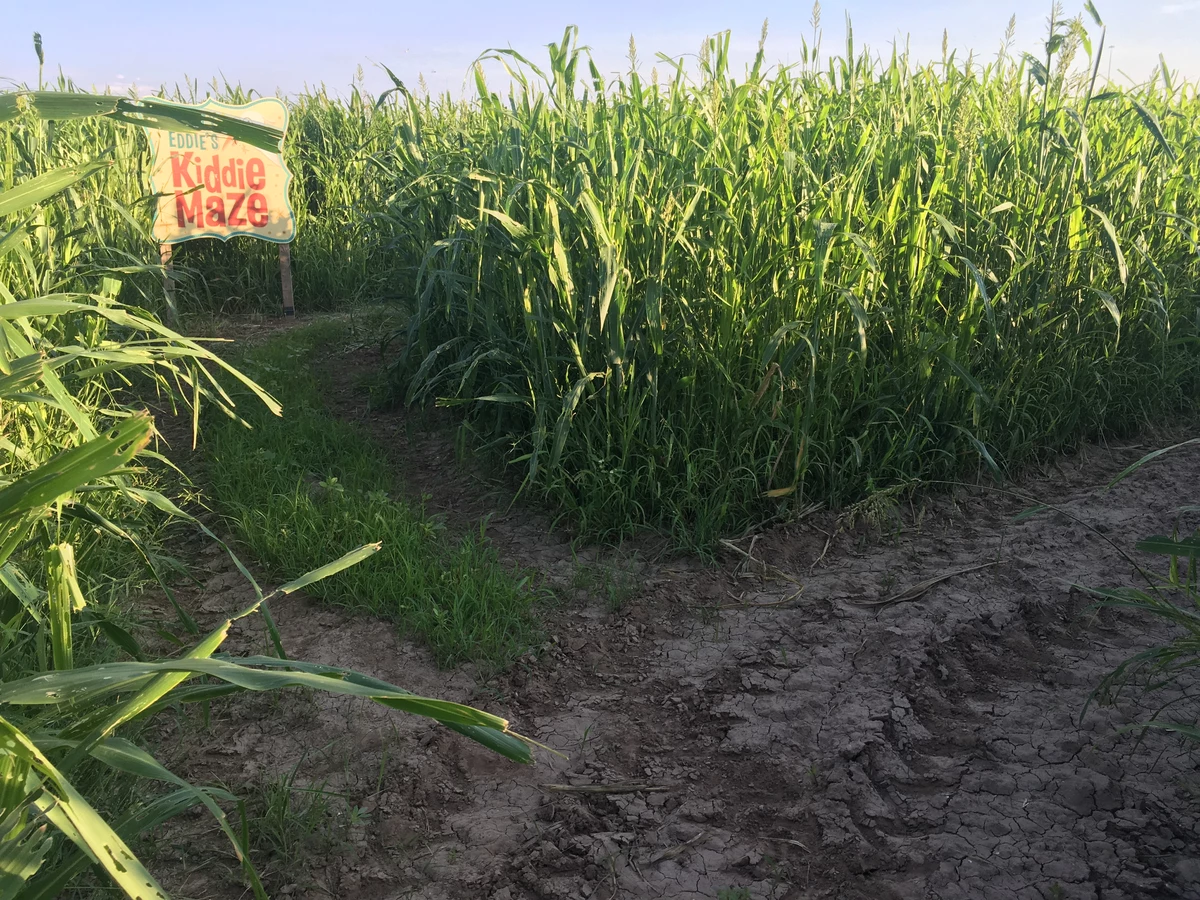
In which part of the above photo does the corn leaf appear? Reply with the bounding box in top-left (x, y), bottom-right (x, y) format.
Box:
top-left (0, 159), bottom-right (111, 218)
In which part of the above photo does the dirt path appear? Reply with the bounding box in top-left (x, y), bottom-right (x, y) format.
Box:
top-left (150, 333), bottom-right (1200, 900)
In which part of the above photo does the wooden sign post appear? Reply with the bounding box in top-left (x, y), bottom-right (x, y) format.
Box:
top-left (142, 97), bottom-right (298, 317)
top-left (279, 243), bottom-right (295, 316)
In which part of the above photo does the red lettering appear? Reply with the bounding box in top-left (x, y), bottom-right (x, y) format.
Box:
top-left (246, 158), bottom-right (266, 190)
top-left (175, 191), bottom-right (202, 227)
top-left (203, 155), bottom-right (221, 192)
top-left (205, 195), bottom-right (226, 227)
top-left (170, 152), bottom-right (196, 188)
top-left (247, 193), bottom-right (268, 227)
top-left (226, 192), bottom-right (248, 226)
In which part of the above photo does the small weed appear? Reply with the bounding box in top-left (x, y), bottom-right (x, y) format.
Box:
top-left (605, 571), bottom-right (639, 614)
top-left (718, 887), bottom-right (752, 900)
top-left (578, 721), bottom-right (599, 758)
top-left (238, 763), bottom-right (344, 882)
top-left (570, 554), bottom-right (641, 614)
top-left (570, 559), bottom-right (601, 592)
top-left (375, 737), bottom-right (395, 794)
top-left (841, 479), bottom-right (913, 534)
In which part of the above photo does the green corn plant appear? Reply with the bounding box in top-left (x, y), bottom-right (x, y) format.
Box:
top-left (381, 15), bottom-right (1200, 547)
top-left (44, 543), bottom-right (85, 672)
top-left (0, 91), bottom-right (533, 899)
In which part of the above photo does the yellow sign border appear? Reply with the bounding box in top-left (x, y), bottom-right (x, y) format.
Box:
top-left (143, 96), bottom-right (296, 245)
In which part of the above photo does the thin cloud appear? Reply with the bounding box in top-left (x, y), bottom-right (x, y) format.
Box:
top-left (104, 76), bottom-right (149, 97)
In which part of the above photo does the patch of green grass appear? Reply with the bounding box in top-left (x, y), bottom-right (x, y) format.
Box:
top-left (201, 320), bottom-right (538, 669)
top-left (236, 763), bottom-right (344, 883)
top-left (570, 555), bottom-right (641, 614)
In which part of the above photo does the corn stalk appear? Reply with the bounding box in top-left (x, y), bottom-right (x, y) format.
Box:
top-left (0, 92), bottom-right (531, 900)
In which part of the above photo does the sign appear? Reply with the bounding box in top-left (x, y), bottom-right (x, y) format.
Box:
top-left (143, 97), bottom-right (295, 244)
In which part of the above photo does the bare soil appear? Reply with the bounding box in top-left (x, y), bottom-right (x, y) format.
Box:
top-left (148, 327), bottom-right (1200, 900)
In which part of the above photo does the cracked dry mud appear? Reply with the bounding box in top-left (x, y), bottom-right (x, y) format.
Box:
top-left (152, 363), bottom-right (1200, 900)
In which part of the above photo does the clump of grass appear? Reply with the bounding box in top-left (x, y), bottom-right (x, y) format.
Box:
top-left (236, 764), bottom-right (344, 885)
top-left (570, 555), bottom-right (641, 614)
top-left (201, 321), bottom-right (539, 668)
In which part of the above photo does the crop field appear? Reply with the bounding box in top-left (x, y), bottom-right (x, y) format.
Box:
top-left (2, 7), bottom-right (1200, 900)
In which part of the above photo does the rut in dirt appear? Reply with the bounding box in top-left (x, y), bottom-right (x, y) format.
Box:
top-left (155, 370), bottom-right (1200, 900)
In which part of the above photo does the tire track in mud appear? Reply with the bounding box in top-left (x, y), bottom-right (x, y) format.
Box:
top-left (612, 443), bottom-right (1200, 900)
top-left (460, 439), bottom-right (1200, 900)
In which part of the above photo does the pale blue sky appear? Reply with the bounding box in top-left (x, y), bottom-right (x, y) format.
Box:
top-left (2, 1), bottom-right (1197, 100)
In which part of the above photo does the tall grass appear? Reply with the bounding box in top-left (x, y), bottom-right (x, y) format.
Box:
top-left (4, 11), bottom-right (1198, 547)
top-left (384, 14), bottom-right (1200, 545)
